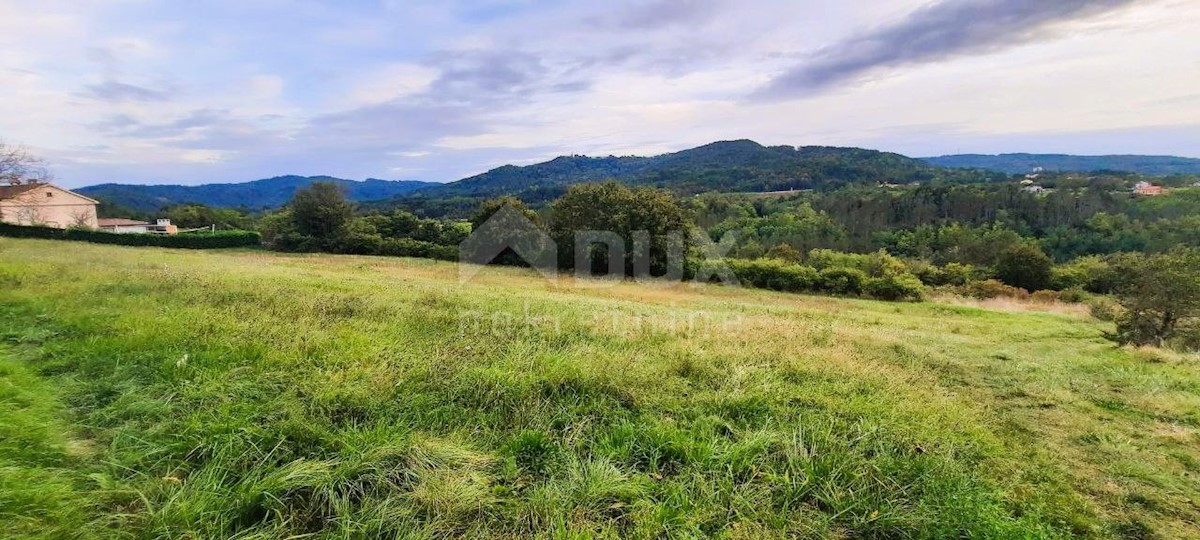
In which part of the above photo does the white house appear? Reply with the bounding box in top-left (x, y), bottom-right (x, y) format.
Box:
top-left (97, 218), bottom-right (179, 235)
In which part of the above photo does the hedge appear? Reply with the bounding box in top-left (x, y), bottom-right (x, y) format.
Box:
top-left (0, 222), bottom-right (262, 249)
top-left (698, 257), bottom-right (925, 301)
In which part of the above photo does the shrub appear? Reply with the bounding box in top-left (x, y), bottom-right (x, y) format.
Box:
top-left (1087, 296), bottom-right (1122, 322)
top-left (817, 267), bottom-right (867, 296)
top-left (865, 274), bottom-right (925, 301)
top-left (764, 244), bottom-right (801, 263)
top-left (725, 258), bottom-right (819, 292)
top-left (810, 249), bottom-right (906, 278)
top-left (1029, 290), bottom-right (1061, 304)
top-left (958, 279), bottom-right (1029, 300)
top-left (0, 222), bottom-right (261, 249)
top-left (334, 220), bottom-right (384, 255)
top-left (909, 261), bottom-right (979, 287)
top-left (1058, 288), bottom-right (1089, 304)
top-left (1050, 256), bottom-right (1114, 293)
top-left (995, 244), bottom-right (1053, 292)
top-left (379, 238), bottom-right (458, 261)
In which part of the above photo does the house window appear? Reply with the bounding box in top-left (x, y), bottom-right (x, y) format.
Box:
top-left (45, 192), bottom-right (53, 198)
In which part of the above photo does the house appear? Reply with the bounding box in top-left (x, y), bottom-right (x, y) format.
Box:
top-left (0, 181), bottom-right (99, 229)
top-left (1022, 185), bottom-right (1046, 194)
top-left (97, 218), bottom-right (179, 235)
top-left (1133, 181), bottom-right (1166, 196)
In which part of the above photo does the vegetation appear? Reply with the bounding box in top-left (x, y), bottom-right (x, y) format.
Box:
top-left (0, 222), bottom-right (261, 249)
top-left (2, 240), bottom-right (1199, 538)
top-left (390, 140), bottom-right (1006, 210)
top-left (77, 176), bottom-right (436, 213)
top-left (0, 141), bottom-right (50, 186)
top-left (995, 244), bottom-right (1054, 292)
top-left (1110, 248), bottom-right (1200, 348)
top-left (548, 182), bottom-right (690, 275)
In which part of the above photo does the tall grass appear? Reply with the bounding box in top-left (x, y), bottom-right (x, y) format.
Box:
top-left (1, 239), bottom-right (1198, 538)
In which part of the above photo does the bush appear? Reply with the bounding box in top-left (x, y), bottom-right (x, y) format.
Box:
top-left (0, 222), bottom-right (261, 249)
top-left (810, 249), bottom-right (906, 278)
top-left (725, 258), bottom-right (819, 292)
top-left (379, 238), bottom-right (458, 261)
top-left (1029, 290), bottom-right (1061, 304)
top-left (817, 267), bottom-right (867, 296)
top-left (1050, 256), bottom-right (1114, 293)
top-left (1058, 288), bottom-right (1089, 304)
top-left (909, 261), bottom-right (979, 287)
top-left (957, 279), bottom-right (1029, 300)
top-left (1087, 296), bottom-right (1122, 322)
top-left (867, 277), bottom-right (918, 301)
top-left (865, 274), bottom-right (925, 301)
top-left (764, 244), bottom-right (801, 263)
top-left (995, 244), bottom-right (1053, 292)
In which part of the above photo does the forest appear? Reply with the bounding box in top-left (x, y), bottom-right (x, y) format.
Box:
top-left (231, 176), bottom-right (1200, 352)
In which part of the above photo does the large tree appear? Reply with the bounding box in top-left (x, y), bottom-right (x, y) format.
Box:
top-left (1112, 248), bottom-right (1200, 347)
top-left (548, 182), bottom-right (689, 276)
top-left (289, 182), bottom-right (354, 240)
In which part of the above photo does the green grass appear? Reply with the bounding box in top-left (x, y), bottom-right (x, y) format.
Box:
top-left (1, 238), bottom-right (1198, 539)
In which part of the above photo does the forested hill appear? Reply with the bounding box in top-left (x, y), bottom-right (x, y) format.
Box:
top-left (77, 176), bottom-right (437, 212)
top-left (922, 153), bottom-right (1200, 176)
top-left (400, 140), bottom-right (1004, 203)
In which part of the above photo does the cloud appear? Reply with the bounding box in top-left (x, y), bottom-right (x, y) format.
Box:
top-left (84, 80), bottom-right (175, 102)
top-left (426, 49), bottom-right (552, 104)
top-left (93, 109), bottom-right (225, 138)
top-left (754, 0), bottom-right (1140, 100)
top-left (585, 0), bottom-right (726, 30)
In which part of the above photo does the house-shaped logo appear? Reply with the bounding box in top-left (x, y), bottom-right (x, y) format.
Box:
top-left (458, 205), bottom-right (558, 283)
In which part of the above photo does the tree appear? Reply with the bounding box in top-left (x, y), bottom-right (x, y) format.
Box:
top-left (162, 203), bottom-right (254, 230)
top-left (0, 141), bottom-right (53, 225)
top-left (548, 182), bottom-right (689, 276)
top-left (289, 182), bottom-right (353, 240)
top-left (0, 141), bottom-right (49, 186)
top-left (1111, 248), bottom-right (1200, 347)
top-left (995, 243), bottom-right (1053, 292)
top-left (471, 196), bottom-right (539, 231)
top-left (764, 244), bottom-right (801, 263)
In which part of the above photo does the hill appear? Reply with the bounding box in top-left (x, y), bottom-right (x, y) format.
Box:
top-left (403, 140), bottom-right (1001, 204)
top-left (3, 239), bottom-right (1199, 538)
top-left (76, 176), bottom-right (437, 212)
top-left (922, 153), bottom-right (1200, 175)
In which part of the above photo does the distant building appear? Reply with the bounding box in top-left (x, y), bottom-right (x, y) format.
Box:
top-left (97, 218), bottom-right (179, 235)
top-left (1022, 185), bottom-right (1046, 194)
top-left (1133, 181), bottom-right (1166, 196)
top-left (0, 182), bottom-right (99, 229)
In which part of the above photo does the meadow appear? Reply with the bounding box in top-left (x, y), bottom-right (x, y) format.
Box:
top-left (1, 238), bottom-right (1197, 539)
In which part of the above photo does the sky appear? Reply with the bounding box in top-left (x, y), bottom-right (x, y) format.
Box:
top-left (1, 0), bottom-right (1198, 188)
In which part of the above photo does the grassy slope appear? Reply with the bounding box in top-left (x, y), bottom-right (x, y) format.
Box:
top-left (0, 238), bottom-right (1197, 539)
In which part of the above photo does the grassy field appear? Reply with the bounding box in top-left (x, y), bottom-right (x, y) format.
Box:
top-left (1, 238), bottom-right (1198, 539)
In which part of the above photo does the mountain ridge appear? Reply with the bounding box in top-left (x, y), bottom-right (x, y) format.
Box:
top-left (399, 140), bottom-right (992, 204)
top-left (921, 153), bottom-right (1200, 175)
top-left (77, 176), bottom-right (437, 213)
top-left (76, 142), bottom-right (1200, 213)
